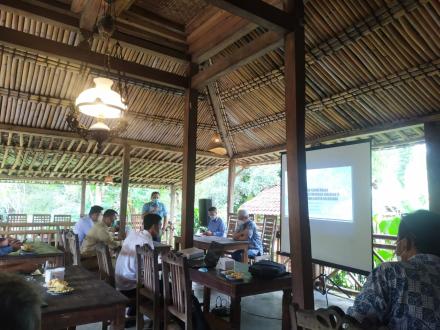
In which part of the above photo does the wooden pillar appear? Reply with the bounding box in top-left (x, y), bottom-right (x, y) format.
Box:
top-left (284, 0), bottom-right (314, 309)
top-left (227, 159), bottom-right (236, 215)
top-left (80, 178), bottom-right (86, 217)
top-left (119, 144), bottom-right (130, 240)
top-left (181, 63), bottom-right (199, 249)
top-left (169, 184), bottom-right (176, 222)
top-left (425, 122), bottom-right (440, 214)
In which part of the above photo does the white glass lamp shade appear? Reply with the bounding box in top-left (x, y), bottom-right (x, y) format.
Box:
top-left (75, 77), bottom-right (127, 119)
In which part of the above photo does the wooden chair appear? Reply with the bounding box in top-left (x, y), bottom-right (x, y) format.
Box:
top-left (7, 214), bottom-right (27, 223)
top-left (227, 214), bottom-right (238, 238)
top-left (96, 242), bottom-right (115, 287)
top-left (32, 214), bottom-right (51, 223)
top-left (32, 214), bottom-right (52, 242)
top-left (131, 214), bottom-right (143, 232)
top-left (6, 214), bottom-right (28, 240)
top-left (65, 231), bottom-right (81, 266)
top-left (254, 215), bottom-right (278, 262)
top-left (53, 214), bottom-right (71, 223)
top-left (136, 244), bottom-right (163, 330)
top-left (162, 251), bottom-right (192, 330)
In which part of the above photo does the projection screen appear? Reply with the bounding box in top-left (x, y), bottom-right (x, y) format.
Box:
top-left (280, 141), bottom-right (373, 274)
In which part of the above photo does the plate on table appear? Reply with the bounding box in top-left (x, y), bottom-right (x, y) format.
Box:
top-left (220, 270), bottom-right (245, 282)
top-left (46, 279), bottom-right (74, 295)
top-left (47, 287), bottom-right (75, 295)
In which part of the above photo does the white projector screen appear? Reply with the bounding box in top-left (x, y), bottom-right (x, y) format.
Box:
top-left (280, 141), bottom-right (373, 274)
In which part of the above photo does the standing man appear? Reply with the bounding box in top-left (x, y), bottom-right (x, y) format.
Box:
top-left (202, 206), bottom-right (226, 237)
top-left (231, 209), bottom-right (263, 261)
top-left (73, 205), bottom-right (103, 245)
top-left (142, 191), bottom-right (167, 242)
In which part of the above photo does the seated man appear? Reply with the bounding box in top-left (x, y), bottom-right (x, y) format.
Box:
top-left (231, 209), bottom-right (263, 261)
top-left (73, 205), bottom-right (103, 245)
top-left (202, 206), bottom-right (226, 237)
top-left (347, 210), bottom-right (440, 329)
top-left (80, 209), bottom-right (120, 257)
top-left (115, 213), bottom-right (161, 295)
top-left (0, 272), bottom-right (42, 330)
top-left (0, 237), bottom-right (22, 256)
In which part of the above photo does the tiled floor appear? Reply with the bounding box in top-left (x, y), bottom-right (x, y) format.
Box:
top-left (78, 286), bottom-right (353, 330)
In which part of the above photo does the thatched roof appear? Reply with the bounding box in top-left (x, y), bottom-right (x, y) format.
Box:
top-left (0, 0), bottom-right (438, 184)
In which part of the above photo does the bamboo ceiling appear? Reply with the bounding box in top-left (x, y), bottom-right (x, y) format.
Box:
top-left (0, 0), bottom-right (438, 184)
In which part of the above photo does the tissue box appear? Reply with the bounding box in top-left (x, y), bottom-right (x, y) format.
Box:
top-left (216, 257), bottom-right (235, 271)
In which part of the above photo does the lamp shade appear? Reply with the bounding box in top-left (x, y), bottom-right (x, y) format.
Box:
top-left (75, 77), bottom-right (127, 119)
top-left (208, 133), bottom-right (227, 155)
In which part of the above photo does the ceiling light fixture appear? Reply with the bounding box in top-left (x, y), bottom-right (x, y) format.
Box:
top-left (208, 132), bottom-right (227, 155)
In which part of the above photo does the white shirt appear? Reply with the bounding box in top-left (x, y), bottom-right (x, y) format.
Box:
top-left (115, 229), bottom-right (154, 291)
top-left (73, 215), bottom-right (93, 245)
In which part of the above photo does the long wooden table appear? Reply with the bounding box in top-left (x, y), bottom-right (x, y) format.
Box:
top-left (0, 241), bottom-right (64, 272)
top-left (40, 266), bottom-right (128, 329)
top-left (174, 235), bottom-right (250, 263)
top-left (189, 262), bottom-right (292, 330)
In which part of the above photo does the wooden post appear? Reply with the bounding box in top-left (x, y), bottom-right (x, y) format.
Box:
top-left (181, 63), bottom-right (199, 249)
top-left (80, 178), bottom-right (86, 217)
top-left (284, 0), bottom-right (314, 309)
top-left (119, 144), bottom-right (131, 240)
top-left (227, 159), bottom-right (236, 215)
top-left (169, 184), bottom-right (176, 223)
top-left (425, 122), bottom-right (440, 214)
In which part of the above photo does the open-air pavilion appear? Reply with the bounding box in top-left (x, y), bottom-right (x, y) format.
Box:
top-left (0, 0), bottom-right (439, 329)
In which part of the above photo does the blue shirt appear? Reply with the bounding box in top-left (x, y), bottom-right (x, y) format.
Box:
top-left (207, 217), bottom-right (225, 237)
top-left (235, 220), bottom-right (263, 253)
top-left (347, 254), bottom-right (440, 329)
top-left (142, 201), bottom-right (167, 219)
top-left (73, 215), bottom-right (94, 245)
top-left (0, 245), bottom-right (13, 256)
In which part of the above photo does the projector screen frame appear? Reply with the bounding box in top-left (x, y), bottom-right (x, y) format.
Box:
top-left (280, 139), bottom-right (373, 276)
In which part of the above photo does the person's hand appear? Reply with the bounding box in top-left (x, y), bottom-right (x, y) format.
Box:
top-left (0, 238), bottom-right (9, 247)
top-left (205, 231), bottom-right (213, 236)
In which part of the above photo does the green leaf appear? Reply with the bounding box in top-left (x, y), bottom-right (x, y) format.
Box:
top-left (388, 217), bottom-right (401, 236)
top-left (377, 249), bottom-right (394, 261)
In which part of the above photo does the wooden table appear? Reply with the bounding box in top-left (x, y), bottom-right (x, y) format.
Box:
top-left (39, 266), bottom-right (128, 329)
top-left (0, 241), bottom-right (64, 272)
top-left (189, 262), bottom-right (292, 330)
top-left (153, 241), bottom-right (171, 255)
top-left (174, 235), bottom-right (250, 263)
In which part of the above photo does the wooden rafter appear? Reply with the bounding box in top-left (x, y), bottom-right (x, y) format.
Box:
top-left (0, 26), bottom-right (187, 90)
top-left (207, 84), bottom-right (235, 157)
top-left (76, 0), bottom-right (103, 31)
top-left (207, 0), bottom-right (294, 33)
top-left (0, 0), bottom-right (189, 62)
top-left (192, 31), bottom-right (282, 90)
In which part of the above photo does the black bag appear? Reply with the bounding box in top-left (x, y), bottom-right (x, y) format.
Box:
top-left (249, 260), bottom-right (287, 279)
top-left (176, 294), bottom-right (210, 330)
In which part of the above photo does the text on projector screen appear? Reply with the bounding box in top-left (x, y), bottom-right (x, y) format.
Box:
top-left (306, 166), bottom-right (353, 222)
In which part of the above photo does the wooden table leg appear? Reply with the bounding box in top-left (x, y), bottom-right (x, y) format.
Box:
top-left (282, 289), bottom-right (292, 330)
top-left (242, 246), bottom-right (249, 264)
top-left (230, 296), bottom-right (241, 330)
top-left (109, 304), bottom-right (125, 330)
top-left (203, 286), bottom-right (211, 315)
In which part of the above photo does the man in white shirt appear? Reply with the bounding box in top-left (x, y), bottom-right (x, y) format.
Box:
top-left (73, 205), bottom-right (103, 245)
top-left (115, 213), bottom-right (162, 294)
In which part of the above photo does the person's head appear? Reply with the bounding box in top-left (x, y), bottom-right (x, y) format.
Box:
top-left (0, 272), bottom-right (41, 330)
top-left (143, 213), bottom-right (162, 239)
top-left (208, 207), bottom-right (217, 219)
top-left (237, 209), bottom-right (250, 222)
top-left (89, 205), bottom-right (104, 222)
top-left (396, 210), bottom-right (440, 261)
top-left (151, 192), bottom-right (160, 203)
top-left (102, 209), bottom-right (118, 227)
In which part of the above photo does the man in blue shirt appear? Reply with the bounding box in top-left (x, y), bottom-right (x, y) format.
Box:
top-left (202, 207), bottom-right (225, 237)
top-left (73, 205), bottom-right (103, 245)
top-left (142, 191), bottom-right (167, 242)
top-left (0, 238), bottom-right (21, 256)
top-left (231, 209), bottom-right (263, 261)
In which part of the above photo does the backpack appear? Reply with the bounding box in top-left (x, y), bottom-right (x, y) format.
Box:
top-left (249, 260), bottom-right (287, 279)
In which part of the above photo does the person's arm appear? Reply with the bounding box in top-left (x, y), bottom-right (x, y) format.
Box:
top-left (232, 223), bottom-right (250, 240)
top-left (141, 203), bottom-right (149, 217)
top-left (0, 245), bottom-right (13, 256)
top-left (347, 265), bottom-right (392, 327)
top-left (162, 204), bottom-right (168, 230)
top-left (213, 219), bottom-right (226, 237)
